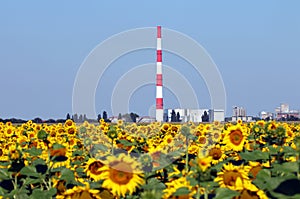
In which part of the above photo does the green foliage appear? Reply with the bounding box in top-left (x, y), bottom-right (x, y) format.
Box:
top-left (239, 150), bottom-right (269, 161)
top-left (37, 130), bottom-right (48, 140)
top-left (214, 188), bottom-right (239, 199)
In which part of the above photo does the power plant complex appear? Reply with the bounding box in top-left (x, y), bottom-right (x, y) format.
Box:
top-left (154, 26), bottom-right (224, 122)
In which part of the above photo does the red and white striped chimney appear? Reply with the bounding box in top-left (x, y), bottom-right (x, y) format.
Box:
top-left (156, 26), bottom-right (164, 122)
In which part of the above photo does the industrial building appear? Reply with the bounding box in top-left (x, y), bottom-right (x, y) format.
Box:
top-left (164, 108), bottom-right (225, 123)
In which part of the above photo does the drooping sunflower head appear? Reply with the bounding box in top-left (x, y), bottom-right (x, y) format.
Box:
top-left (99, 154), bottom-right (144, 197)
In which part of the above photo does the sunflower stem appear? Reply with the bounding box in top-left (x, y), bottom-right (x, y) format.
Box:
top-left (185, 136), bottom-right (189, 173)
top-left (196, 186), bottom-right (201, 199)
top-left (111, 138), bottom-right (114, 155)
top-left (204, 189), bottom-right (208, 199)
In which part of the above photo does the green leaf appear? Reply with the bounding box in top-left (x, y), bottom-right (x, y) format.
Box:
top-left (72, 150), bottom-right (83, 156)
top-left (214, 188), bottom-right (239, 199)
top-left (268, 146), bottom-right (279, 155)
top-left (93, 143), bottom-right (108, 152)
top-left (32, 158), bottom-right (46, 166)
top-left (143, 178), bottom-right (166, 191)
top-left (37, 130), bottom-right (48, 140)
top-left (20, 166), bottom-right (39, 178)
top-left (269, 191), bottom-right (300, 199)
top-left (265, 176), bottom-right (296, 191)
top-left (52, 143), bottom-right (65, 150)
top-left (282, 146), bottom-right (297, 154)
top-left (0, 168), bottom-right (10, 180)
top-left (273, 162), bottom-right (298, 173)
top-left (5, 188), bottom-right (29, 199)
top-left (118, 139), bottom-right (133, 147)
top-left (0, 187), bottom-right (7, 196)
top-left (29, 188), bottom-right (57, 199)
top-left (253, 169), bottom-right (271, 190)
top-left (173, 187), bottom-right (191, 196)
top-left (26, 147), bottom-right (42, 156)
top-left (23, 178), bottom-right (43, 185)
top-left (239, 150), bottom-right (269, 161)
top-left (60, 168), bottom-right (76, 184)
top-left (187, 177), bottom-right (198, 187)
top-left (256, 169), bottom-right (271, 180)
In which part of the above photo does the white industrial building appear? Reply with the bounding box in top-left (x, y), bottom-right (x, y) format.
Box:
top-left (164, 108), bottom-right (225, 122)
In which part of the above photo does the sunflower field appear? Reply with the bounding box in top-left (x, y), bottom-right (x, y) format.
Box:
top-left (0, 119), bottom-right (300, 199)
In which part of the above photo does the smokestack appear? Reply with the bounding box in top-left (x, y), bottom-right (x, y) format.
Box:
top-left (156, 26), bottom-right (164, 122)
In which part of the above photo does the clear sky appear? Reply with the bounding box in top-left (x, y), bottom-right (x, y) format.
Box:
top-left (1, 1), bottom-right (300, 119)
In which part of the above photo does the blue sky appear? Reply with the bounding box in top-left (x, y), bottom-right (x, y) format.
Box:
top-left (0, 1), bottom-right (300, 119)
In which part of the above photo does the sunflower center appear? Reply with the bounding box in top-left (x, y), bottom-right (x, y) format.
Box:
top-left (237, 189), bottom-right (260, 199)
top-left (109, 162), bottom-right (133, 185)
top-left (209, 148), bottom-right (222, 160)
top-left (199, 137), bottom-right (206, 144)
top-left (171, 195), bottom-right (190, 199)
top-left (68, 128), bottom-right (75, 135)
top-left (223, 170), bottom-right (242, 186)
top-left (229, 130), bottom-right (243, 145)
top-left (213, 132), bottom-right (220, 139)
top-left (250, 166), bottom-right (262, 179)
top-left (89, 161), bottom-right (104, 175)
top-left (78, 190), bottom-right (96, 199)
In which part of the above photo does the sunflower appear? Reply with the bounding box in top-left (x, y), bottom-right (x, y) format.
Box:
top-left (163, 176), bottom-right (196, 199)
top-left (223, 124), bottom-right (248, 151)
top-left (84, 158), bottom-right (104, 181)
top-left (99, 154), bottom-right (144, 197)
top-left (4, 126), bottom-right (14, 137)
top-left (234, 189), bottom-right (268, 199)
top-left (196, 152), bottom-right (212, 172)
top-left (56, 183), bottom-right (101, 199)
top-left (233, 180), bottom-right (268, 199)
top-left (215, 163), bottom-right (251, 191)
top-left (8, 145), bottom-right (21, 160)
top-left (208, 145), bottom-right (226, 165)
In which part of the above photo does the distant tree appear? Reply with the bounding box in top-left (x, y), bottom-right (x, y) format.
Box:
top-left (97, 114), bottom-right (102, 121)
top-left (130, 112), bottom-right (139, 123)
top-left (118, 113), bottom-right (122, 120)
top-left (66, 113), bottom-right (71, 120)
top-left (103, 111), bottom-right (108, 122)
top-left (171, 110), bottom-right (176, 122)
top-left (176, 112), bottom-right (181, 122)
top-left (83, 114), bottom-right (87, 121)
top-left (201, 111), bottom-right (209, 122)
top-left (33, 117), bottom-right (43, 123)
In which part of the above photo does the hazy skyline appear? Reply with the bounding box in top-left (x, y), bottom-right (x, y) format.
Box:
top-left (1, 1), bottom-right (300, 119)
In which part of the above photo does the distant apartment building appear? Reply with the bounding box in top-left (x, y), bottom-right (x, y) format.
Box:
top-left (230, 106), bottom-right (253, 122)
top-left (275, 103), bottom-right (299, 120)
top-left (280, 103), bottom-right (289, 113)
top-left (233, 106), bottom-right (246, 117)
